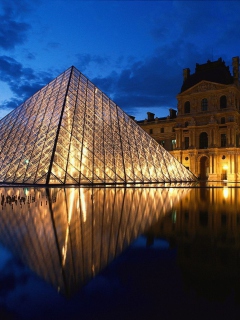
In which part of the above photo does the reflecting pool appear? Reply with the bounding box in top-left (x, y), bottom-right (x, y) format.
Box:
top-left (0, 183), bottom-right (240, 319)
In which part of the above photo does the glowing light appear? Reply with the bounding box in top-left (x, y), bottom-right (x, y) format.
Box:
top-left (223, 186), bottom-right (229, 199)
top-left (80, 187), bottom-right (87, 222)
top-left (62, 188), bottom-right (75, 266)
top-left (223, 165), bottom-right (228, 170)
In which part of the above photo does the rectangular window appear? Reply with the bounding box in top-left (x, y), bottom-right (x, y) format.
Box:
top-left (221, 134), bottom-right (227, 147)
top-left (149, 129), bottom-right (153, 134)
top-left (184, 137), bottom-right (189, 149)
top-left (160, 128), bottom-right (164, 133)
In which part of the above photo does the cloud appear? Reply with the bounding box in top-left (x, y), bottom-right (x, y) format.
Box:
top-left (0, 55), bottom-right (53, 111)
top-left (0, 255), bottom-right (28, 298)
top-left (76, 53), bottom-right (110, 72)
top-left (0, 0), bottom-right (32, 49)
top-left (91, 42), bottom-right (190, 113)
top-left (90, 35), bottom-right (228, 120)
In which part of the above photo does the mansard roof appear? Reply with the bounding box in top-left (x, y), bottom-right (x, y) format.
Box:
top-left (181, 58), bottom-right (234, 93)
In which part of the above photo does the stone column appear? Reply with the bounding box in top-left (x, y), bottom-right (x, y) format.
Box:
top-left (231, 128), bottom-right (235, 146)
top-left (209, 153), bottom-right (213, 174)
top-left (227, 128), bottom-right (231, 146)
top-left (213, 153), bottom-right (217, 176)
top-left (193, 129), bottom-right (196, 147)
top-left (176, 130), bottom-right (181, 149)
top-left (189, 131), bottom-right (192, 148)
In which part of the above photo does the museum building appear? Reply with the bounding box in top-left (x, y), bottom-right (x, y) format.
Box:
top-left (138, 57), bottom-right (240, 181)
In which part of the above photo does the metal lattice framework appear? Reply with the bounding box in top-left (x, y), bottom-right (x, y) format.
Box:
top-left (0, 66), bottom-right (196, 185)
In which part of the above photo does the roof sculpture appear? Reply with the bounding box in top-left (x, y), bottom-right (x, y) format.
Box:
top-left (0, 66), bottom-right (196, 184)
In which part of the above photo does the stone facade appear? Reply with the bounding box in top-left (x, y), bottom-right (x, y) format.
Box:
top-left (138, 57), bottom-right (240, 181)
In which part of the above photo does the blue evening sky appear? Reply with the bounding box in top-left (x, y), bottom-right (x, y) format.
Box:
top-left (0, 0), bottom-right (240, 120)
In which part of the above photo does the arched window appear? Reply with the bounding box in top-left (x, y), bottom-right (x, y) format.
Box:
top-left (220, 95), bottom-right (227, 108)
top-left (199, 132), bottom-right (208, 149)
top-left (184, 101), bottom-right (190, 113)
top-left (201, 98), bottom-right (208, 111)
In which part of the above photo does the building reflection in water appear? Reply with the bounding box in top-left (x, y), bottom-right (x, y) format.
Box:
top-left (0, 184), bottom-right (191, 296)
top-left (147, 184), bottom-right (240, 302)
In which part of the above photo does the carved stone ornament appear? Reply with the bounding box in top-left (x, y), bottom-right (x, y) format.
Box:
top-left (186, 82), bottom-right (224, 94)
top-left (189, 117), bottom-right (196, 125)
top-left (197, 83), bottom-right (217, 92)
top-left (209, 115), bottom-right (217, 124)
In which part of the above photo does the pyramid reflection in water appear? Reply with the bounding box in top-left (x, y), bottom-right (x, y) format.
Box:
top-left (0, 67), bottom-right (196, 184)
top-left (0, 185), bottom-right (190, 295)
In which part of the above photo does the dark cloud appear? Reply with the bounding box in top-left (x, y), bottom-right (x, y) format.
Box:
top-left (92, 46), bottom-right (184, 113)
top-left (0, 255), bottom-right (28, 298)
top-left (90, 38), bottom-right (220, 119)
top-left (76, 53), bottom-right (109, 72)
top-left (0, 0), bottom-right (32, 49)
top-left (25, 52), bottom-right (36, 60)
top-left (0, 98), bottom-right (23, 113)
top-left (0, 56), bottom-right (53, 110)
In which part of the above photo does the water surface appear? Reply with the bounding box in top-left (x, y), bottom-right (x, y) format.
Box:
top-left (0, 183), bottom-right (240, 319)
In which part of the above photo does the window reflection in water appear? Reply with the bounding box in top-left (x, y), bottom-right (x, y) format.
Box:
top-left (146, 185), bottom-right (240, 302)
top-left (1, 184), bottom-right (238, 301)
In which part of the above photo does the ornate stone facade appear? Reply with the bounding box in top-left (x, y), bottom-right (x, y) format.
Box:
top-left (138, 57), bottom-right (240, 181)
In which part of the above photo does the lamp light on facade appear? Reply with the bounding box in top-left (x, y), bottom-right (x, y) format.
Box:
top-left (223, 164), bottom-right (228, 171)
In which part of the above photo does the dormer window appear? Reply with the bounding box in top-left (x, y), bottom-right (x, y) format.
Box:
top-left (184, 101), bottom-right (190, 114)
top-left (201, 98), bottom-right (208, 111)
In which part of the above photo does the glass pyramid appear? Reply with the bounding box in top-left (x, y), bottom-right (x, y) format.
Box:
top-left (0, 66), bottom-right (196, 185)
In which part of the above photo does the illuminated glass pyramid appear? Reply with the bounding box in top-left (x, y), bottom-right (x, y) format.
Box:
top-left (0, 66), bottom-right (196, 184)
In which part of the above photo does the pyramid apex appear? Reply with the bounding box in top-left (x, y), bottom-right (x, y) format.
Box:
top-left (0, 67), bottom-right (196, 185)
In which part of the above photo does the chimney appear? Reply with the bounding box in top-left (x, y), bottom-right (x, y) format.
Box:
top-left (147, 112), bottom-right (155, 121)
top-left (169, 108), bottom-right (177, 119)
top-left (183, 68), bottom-right (190, 82)
top-left (232, 56), bottom-right (239, 84)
